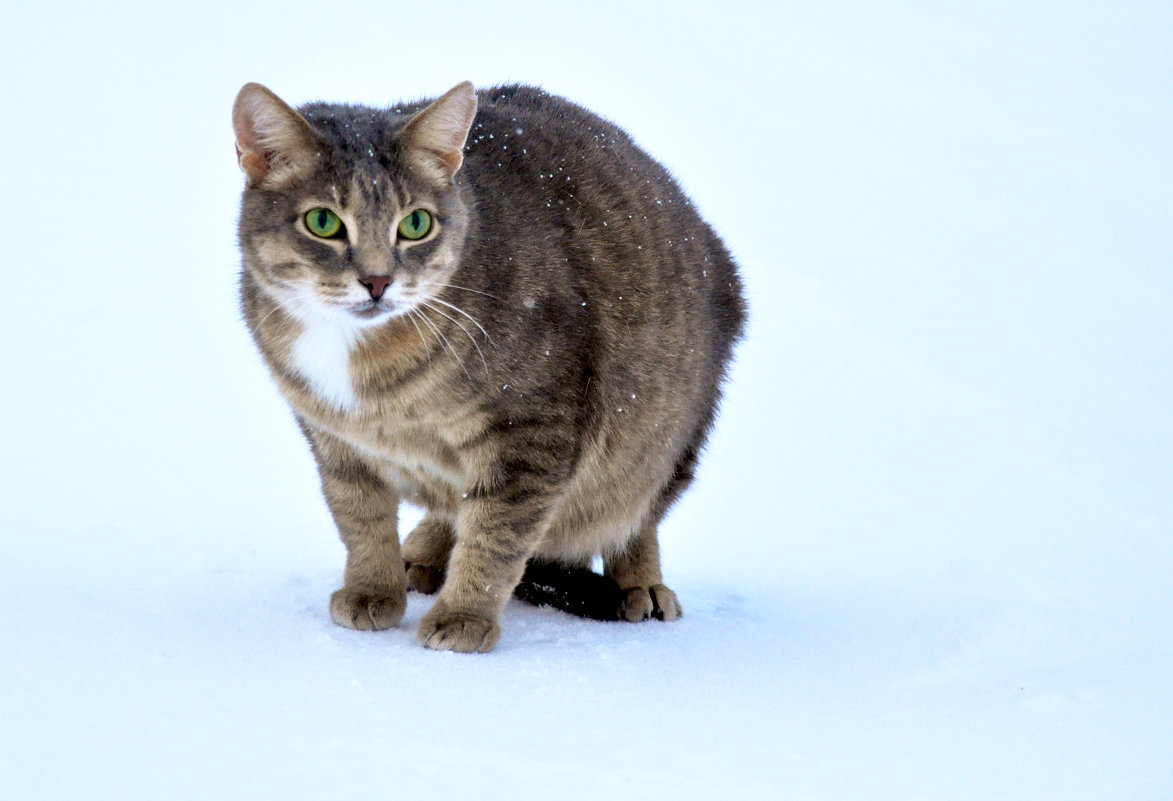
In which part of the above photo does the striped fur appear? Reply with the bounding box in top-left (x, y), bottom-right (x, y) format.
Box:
top-left (234, 81), bottom-right (745, 652)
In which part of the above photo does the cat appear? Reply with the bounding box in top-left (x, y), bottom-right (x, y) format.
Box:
top-left (233, 80), bottom-right (745, 652)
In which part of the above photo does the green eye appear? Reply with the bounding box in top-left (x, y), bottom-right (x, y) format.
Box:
top-left (305, 208), bottom-right (343, 238)
top-left (398, 209), bottom-right (433, 241)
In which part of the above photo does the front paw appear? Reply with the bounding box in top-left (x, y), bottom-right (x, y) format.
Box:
top-left (416, 600), bottom-right (500, 653)
top-left (620, 584), bottom-right (683, 622)
top-left (329, 586), bottom-right (406, 631)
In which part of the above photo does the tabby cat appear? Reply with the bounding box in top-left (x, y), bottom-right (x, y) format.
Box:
top-left (233, 81), bottom-right (745, 652)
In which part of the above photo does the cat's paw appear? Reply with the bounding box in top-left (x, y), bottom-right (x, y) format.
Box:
top-left (416, 601), bottom-right (500, 653)
top-left (620, 584), bottom-right (683, 622)
top-left (329, 586), bottom-right (406, 631)
top-left (404, 561), bottom-right (445, 595)
top-left (402, 516), bottom-right (453, 595)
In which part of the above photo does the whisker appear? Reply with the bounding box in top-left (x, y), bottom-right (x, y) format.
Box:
top-left (420, 282), bottom-right (503, 302)
top-left (405, 310), bottom-right (431, 355)
top-left (251, 279), bottom-right (315, 324)
top-left (253, 300), bottom-right (292, 329)
top-left (422, 296), bottom-right (493, 343)
top-left (421, 299), bottom-right (489, 373)
top-left (416, 307), bottom-right (468, 378)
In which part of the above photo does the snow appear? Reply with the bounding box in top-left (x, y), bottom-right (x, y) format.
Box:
top-left (1, 1), bottom-right (1171, 799)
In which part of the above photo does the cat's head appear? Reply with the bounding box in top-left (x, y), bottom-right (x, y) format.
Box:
top-left (233, 81), bottom-right (477, 328)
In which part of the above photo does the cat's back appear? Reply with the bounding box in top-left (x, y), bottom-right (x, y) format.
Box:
top-left (462, 84), bottom-right (744, 353)
top-left (467, 85), bottom-right (650, 177)
top-left (465, 85), bottom-right (701, 235)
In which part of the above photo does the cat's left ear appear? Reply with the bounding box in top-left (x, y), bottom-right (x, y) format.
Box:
top-left (233, 83), bottom-right (322, 188)
top-left (397, 81), bottom-right (477, 183)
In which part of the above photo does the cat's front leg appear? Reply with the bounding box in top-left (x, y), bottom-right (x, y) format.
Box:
top-left (305, 425), bottom-right (407, 631)
top-left (417, 463), bottom-right (561, 653)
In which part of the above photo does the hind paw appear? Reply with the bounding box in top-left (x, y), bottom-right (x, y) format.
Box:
top-left (405, 561), bottom-right (445, 594)
top-left (620, 584), bottom-right (682, 622)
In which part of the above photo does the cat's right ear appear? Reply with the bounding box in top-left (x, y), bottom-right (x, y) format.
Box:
top-left (233, 83), bottom-right (321, 188)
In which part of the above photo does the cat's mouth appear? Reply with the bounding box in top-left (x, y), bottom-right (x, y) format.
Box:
top-left (346, 299), bottom-right (398, 320)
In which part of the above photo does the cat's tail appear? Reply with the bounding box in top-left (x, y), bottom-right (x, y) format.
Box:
top-left (513, 560), bottom-right (626, 621)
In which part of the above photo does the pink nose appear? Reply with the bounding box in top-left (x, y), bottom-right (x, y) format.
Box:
top-left (359, 275), bottom-right (390, 300)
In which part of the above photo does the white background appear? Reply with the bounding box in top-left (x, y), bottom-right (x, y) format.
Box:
top-left (1, 2), bottom-right (1169, 798)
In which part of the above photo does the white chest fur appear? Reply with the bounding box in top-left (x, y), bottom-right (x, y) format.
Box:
top-left (289, 310), bottom-right (366, 411)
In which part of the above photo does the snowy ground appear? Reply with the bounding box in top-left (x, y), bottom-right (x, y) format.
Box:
top-left (2, 2), bottom-right (1171, 799)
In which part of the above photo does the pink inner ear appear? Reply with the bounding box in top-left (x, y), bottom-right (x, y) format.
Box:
top-left (234, 99), bottom-right (274, 183)
top-left (233, 88), bottom-right (273, 177)
top-left (233, 109), bottom-right (259, 153)
top-left (233, 85), bottom-right (320, 186)
top-left (237, 145), bottom-right (270, 182)
top-left (234, 128), bottom-right (270, 182)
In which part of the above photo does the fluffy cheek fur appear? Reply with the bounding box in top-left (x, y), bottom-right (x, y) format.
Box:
top-left (251, 236), bottom-right (329, 300)
top-left (249, 233), bottom-right (368, 314)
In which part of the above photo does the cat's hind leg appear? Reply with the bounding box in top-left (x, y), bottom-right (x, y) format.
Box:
top-left (402, 515), bottom-right (455, 595)
top-left (604, 521), bottom-right (682, 622)
top-left (603, 437), bottom-right (703, 622)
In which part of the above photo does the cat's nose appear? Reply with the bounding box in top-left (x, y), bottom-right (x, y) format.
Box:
top-left (359, 274), bottom-right (391, 301)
